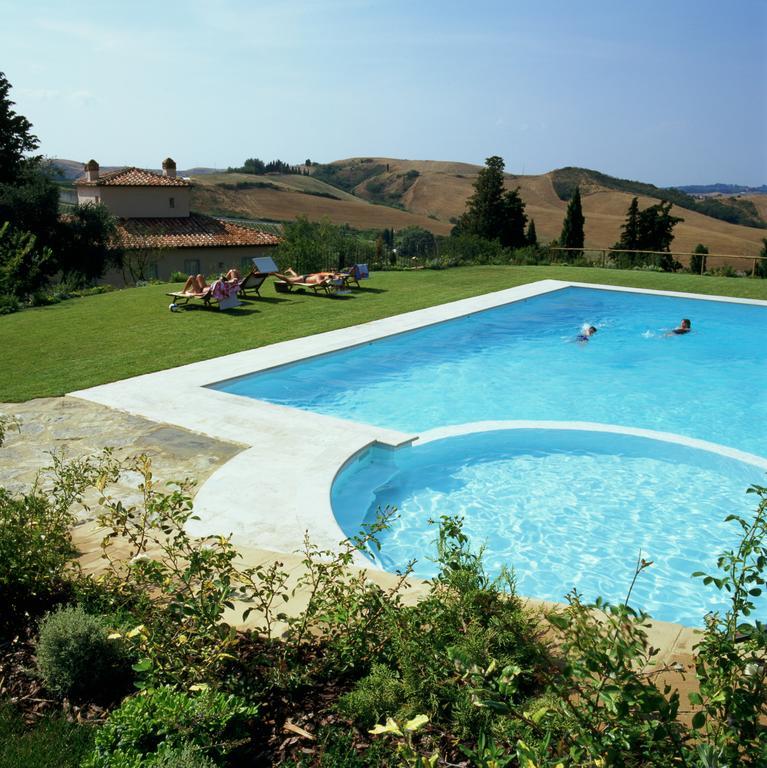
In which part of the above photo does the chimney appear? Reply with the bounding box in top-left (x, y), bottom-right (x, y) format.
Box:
top-left (162, 157), bottom-right (177, 178)
top-left (84, 159), bottom-right (99, 182)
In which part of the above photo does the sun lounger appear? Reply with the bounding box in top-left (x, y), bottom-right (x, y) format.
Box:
top-left (272, 273), bottom-right (342, 296)
top-left (235, 270), bottom-right (269, 298)
top-left (166, 279), bottom-right (241, 310)
top-left (339, 263), bottom-right (369, 288)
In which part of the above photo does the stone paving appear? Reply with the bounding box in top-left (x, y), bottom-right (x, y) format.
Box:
top-left (0, 396), bottom-right (245, 521)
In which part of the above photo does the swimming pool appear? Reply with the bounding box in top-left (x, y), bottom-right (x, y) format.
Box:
top-left (331, 427), bottom-right (766, 626)
top-left (210, 286), bottom-right (767, 626)
top-left (81, 280), bottom-right (767, 628)
top-left (212, 287), bottom-right (767, 456)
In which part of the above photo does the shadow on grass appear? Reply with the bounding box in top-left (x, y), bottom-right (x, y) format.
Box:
top-left (239, 295), bottom-right (293, 304)
top-left (177, 305), bottom-right (262, 316)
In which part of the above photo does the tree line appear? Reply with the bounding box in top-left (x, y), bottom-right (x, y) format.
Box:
top-left (0, 73), bottom-right (119, 312)
top-left (228, 158), bottom-right (308, 175)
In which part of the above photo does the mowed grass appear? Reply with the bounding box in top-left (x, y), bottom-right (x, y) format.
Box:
top-left (2, 266), bottom-right (767, 402)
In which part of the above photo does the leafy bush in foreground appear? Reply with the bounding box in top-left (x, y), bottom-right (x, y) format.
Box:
top-left (0, 420), bottom-right (112, 630)
top-left (83, 686), bottom-right (258, 768)
top-left (35, 604), bottom-right (134, 701)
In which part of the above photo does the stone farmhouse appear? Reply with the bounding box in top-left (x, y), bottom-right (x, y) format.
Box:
top-left (75, 157), bottom-right (280, 283)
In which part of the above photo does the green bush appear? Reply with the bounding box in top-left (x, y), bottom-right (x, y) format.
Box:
top-left (84, 686), bottom-right (258, 768)
top-left (35, 604), bottom-right (134, 701)
top-left (169, 271), bottom-right (187, 283)
top-left (149, 742), bottom-right (218, 768)
top-left (0, 488), bottom-right (77, 628)
top-left (0, 445), bottom-right (112, 632)
top-left (337, 663), bottom-right (405, 729)
top-left (0, 294), bottom-right (19, 314)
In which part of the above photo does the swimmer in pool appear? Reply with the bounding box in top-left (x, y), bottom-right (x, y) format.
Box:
top-left (668, 318), bottom-right (691, 335)
top-left (577, 325), bottom-right (598, 343)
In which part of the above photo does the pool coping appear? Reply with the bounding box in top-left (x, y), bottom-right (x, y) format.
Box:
top-left (69, 279), bottom-right (767, 558)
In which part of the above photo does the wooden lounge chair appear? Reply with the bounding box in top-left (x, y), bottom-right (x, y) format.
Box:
top-left (235, 270), bottom-right (269, 298)
top-left (272, 272), bottom-right (342, 296)
top-left (166, 278), bottom-right (241, 310)
top-left (338, 263), bottom-right (369, 288)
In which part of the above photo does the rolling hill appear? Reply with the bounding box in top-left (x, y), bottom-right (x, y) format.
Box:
top-left (52, 157), bottom-right (767, 256)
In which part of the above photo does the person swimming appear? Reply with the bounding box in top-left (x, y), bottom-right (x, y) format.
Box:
top-left (671, 318), bottom-right (691, 335)
top-left (576, 325), bottom-right (598, 342)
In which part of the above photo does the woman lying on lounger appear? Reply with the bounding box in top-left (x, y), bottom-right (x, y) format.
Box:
top-left (181, 272), bottom-right (240, 298)
top-left (274, 267), bottom-right (342, 285)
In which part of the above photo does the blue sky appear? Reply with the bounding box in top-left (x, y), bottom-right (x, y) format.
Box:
top-left (2, 0), bottom-right (765, 186)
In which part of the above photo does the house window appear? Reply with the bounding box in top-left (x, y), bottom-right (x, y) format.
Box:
top-left (169, 197), bottom-right (175, 209)
top-left (183, 259), bottom-right (200, 275)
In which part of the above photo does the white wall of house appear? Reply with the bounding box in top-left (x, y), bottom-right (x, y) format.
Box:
top-left (77, 185), bottom-right (191, 218)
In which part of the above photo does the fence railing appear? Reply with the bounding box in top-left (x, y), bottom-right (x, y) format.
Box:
top-left (548, 247), bottom-right (767, 276)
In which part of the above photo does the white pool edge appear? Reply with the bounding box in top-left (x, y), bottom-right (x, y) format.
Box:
top-left (69, 279), bottom-right (767, 557)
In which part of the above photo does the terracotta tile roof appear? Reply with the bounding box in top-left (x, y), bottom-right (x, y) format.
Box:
top-left (76, 167), bottom-right (190, 187)
top-left (115, 214), bottom-right (282, 250)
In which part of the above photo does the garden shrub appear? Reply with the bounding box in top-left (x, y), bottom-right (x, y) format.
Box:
top-left (35, 604), bottom-right (134, 701)
top-left (0, 294), bottom-right (19, 314)
top-left (0, 444), bottom-right (114, 632)
top-left (83, 686), bottom-right (258, 768)
top-left (337, 663), bottom-right (406, 729)
top-left (149, 742), bottom-right (218, 768)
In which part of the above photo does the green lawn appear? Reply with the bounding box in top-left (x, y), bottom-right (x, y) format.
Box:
top-left (2, 266), bottom-right (766, 402)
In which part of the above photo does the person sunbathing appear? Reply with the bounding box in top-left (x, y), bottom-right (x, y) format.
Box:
top-left (181, 273), bottom-right (240, 299)
top-left (181, 274), bottom-right (210, 295)
top-left (275, 267), bottom-right (339, 285)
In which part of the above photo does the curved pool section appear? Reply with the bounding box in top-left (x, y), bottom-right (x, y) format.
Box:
top-left (331, 425), bottom-right (767, 627)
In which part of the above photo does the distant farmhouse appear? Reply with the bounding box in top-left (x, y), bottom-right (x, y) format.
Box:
top-left (75, 157), bottom-right (280, 282)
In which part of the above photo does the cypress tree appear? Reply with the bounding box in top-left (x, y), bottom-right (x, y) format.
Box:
top-left (559, 186), bottom-right (585, 259)
top-left (616, 197), bottom-right (640, 251)
top-left (526, 219), bottom-right (538, 246)
top-left (499, 187), bottom-right (528, 249)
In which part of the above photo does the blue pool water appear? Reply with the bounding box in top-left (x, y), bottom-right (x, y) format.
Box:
top-left (213, 287), bottom-right (767, 455)
top-left (211, 286), bottom-right (767, 625)
top-left (331, 429), bottom-right (766, 626)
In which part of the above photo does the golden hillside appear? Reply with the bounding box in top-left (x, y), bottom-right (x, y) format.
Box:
top-left (191, 160), bottom-right (767, 256)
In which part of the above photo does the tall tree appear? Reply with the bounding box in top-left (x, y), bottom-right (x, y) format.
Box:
top-left (613, 198), bottom-right (683, 270)
top-left (559, 186), bottom-right (585, 257)
top-left (0, 72), bottom-right (39, 185)
top-left (454, 155), bottom-right (527, 248)
top-left (499, 187), bottom-right (528, 249)
top-left (636, 200), bottom-right (682, 253)
top-left (455, 155), bottom-right (507, 241)
top-left (526, 218), bottom-right (538, 246)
